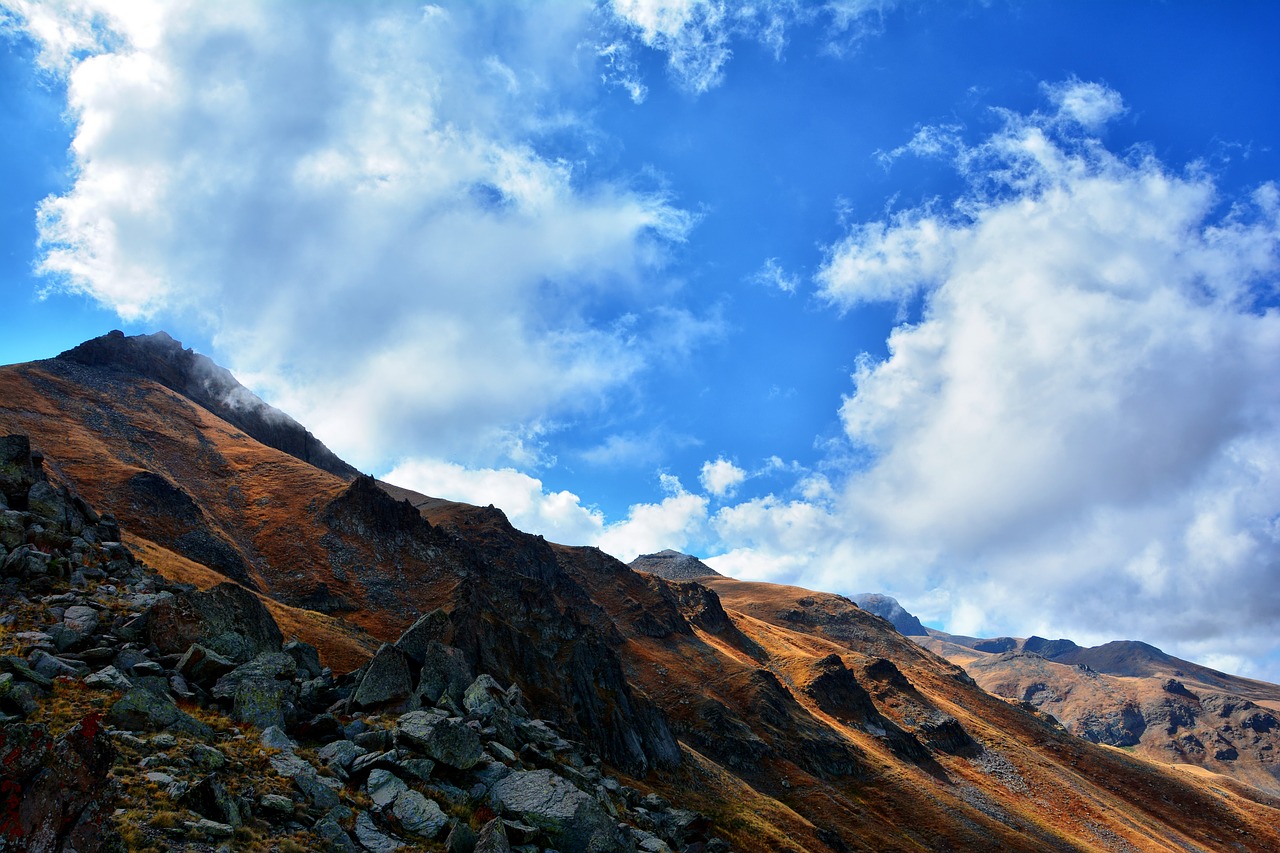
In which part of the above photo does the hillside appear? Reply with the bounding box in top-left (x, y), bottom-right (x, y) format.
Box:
top-left (4, 331), bottom-right (1280, 851)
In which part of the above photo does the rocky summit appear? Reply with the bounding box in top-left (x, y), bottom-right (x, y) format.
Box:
top-left (3, 331), bottom-right (1280, 852)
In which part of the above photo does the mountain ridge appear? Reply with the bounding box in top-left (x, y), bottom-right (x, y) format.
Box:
top-left (4, 331), bottom-right (1280, 850)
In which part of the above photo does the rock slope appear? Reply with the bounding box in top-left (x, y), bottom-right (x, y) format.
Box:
top-left (0, 434), bottom-right (727, 853)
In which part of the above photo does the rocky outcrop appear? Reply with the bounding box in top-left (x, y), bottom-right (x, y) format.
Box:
top-left (0, 436), bottom-right (728, 853)
top-left (0, 716), bottom-right (116, 853)
top-left (629, 549), bottom-right (721, 580)
top-left (851, 593), bottom-right (928, 636)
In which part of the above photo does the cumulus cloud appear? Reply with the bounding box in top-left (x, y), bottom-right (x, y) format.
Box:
top-left (699, 456), bottom-right (746, 497)
top-left (12, 0), bottom-right (701, 470)
top-left (386, 461), bottom-right (708, 564)
top-left (738, 81), bottom-right (1280, 675)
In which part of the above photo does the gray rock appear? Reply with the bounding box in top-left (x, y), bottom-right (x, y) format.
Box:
top-left (269, 750), bottom-right (314, 779)
top-left (392, 789), bottom-right (448, 838)
top-left (62, 605), bottom-right (100, 637)
top-left (415, 641), bottom-right (473, 707)
top-left (354, 810), bottom-right (406, 852)
top-left (492, 769), bottom-right (592, 824)
top-left (259, 793), bottom-right (295, 814)
top-left (491, 769), bottom-right (628, 853)
top-left (317, 739), bottom-right (367, 771)
top-left (283, 638), bottom-right (324, 680)
top-left (232, 676), bottom-right (295, 730)
top-left (84, 665), bottom-right (133, 692)
top-left (295, 770), bottom-right (343, 810)
top-left (106, 688), bottom-right (213, 737)
top-left (189, 818), bottom-right (235, 839)
top-left (444, 820), bottom-right (478, 853)
top-left (260, 725), bottom-right (296, 751)
top-left (353, 644), bottom-right (414, 709)
top-left (473, 817), bottom-right (512, 853)
top-left (367, 768), bottom-right (408, 809)
top-left (179, 774), bottom-right (241, 827)
top-left (147, 582), bottom-right (283, 663)
top-left (395, 711), bottom-right (484, 769)
top-left (463, 674), bottom-right (510, 717)
top-left (399, 757), bottom-right (436, 782)
top-left (315, 815), bottom-right (358, 852)
top-left (394, 609), bottom-right (451, 665)
top-left (175, 643), bottom-right (236, 686)
top-left (211, 652), bottom-right (297, 698)
top-left (2, 545), bottom-right (51, 579)
top-left (191, 743), bottom-right (227, 771)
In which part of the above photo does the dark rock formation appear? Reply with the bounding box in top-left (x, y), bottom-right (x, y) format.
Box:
top-left (58, 330), bottom-right (359, 478)
top-left (0, 716), bottom-right (116, 853)
top-left (851, 593), bottom-right (928, 636)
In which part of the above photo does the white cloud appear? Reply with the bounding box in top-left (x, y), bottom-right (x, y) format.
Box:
top-left (606, 0), bottom-right (905, 93)
top-left (699, 457), bottom-right (746, 497)
top-left (383, 457), bottom-right (606, 546)
top-left (14, 0), bottom-right (702, 471)
top-left (385, 462), bottom-right (708, 565)
top-left (750, 257), bottom-right (799, 293)
top-left (726, 82), bottom-right (1280, 678)
top-left (1042, 78), bottom-right (1126, 130)
top-left (596, 474), bottom-right (710, 562)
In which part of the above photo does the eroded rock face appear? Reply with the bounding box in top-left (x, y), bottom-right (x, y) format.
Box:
top-left (0, 716), bottom-right (116, 853)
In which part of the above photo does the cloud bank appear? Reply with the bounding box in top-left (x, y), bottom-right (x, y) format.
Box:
top-left (12, 0), bottom-right (699, 470)
top-left (739, 82), bottom-right (1280, 674)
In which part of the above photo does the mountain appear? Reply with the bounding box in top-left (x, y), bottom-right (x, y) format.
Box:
top-left (851, 593), bottom-right (928, 636)
top-left (4, 331), bottom-right (1280, 852)
top-left (881, 605), bottom-right (1280, 796)
top-left (630, 549), bottom-right (721, 580)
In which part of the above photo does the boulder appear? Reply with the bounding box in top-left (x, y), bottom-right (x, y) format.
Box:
top-left (472, 817), bottom-right (512, 853)
top-left (175, 643), bottom-right (237, 686)
top-left (282, 639), bottom-right (323, 680)
top-left (147, 582), bottom-right (283, 663)
top-left (178, 774), bottom-right (241, 827)
top-left (394, 711), bottom-right (484, 769)
top-left (105, 688), bottom-right (213, 738)
top-left (491, 769), bottom-right (630, 853)
top-left (444, 820), bottom-right (478, 853)
top-left (415, 641), bottom-right (473, 707)
top-left (366, 768), bottom-right (408, 809)
top-left (353, 810), bottom-right (406, 852)
top-left (352, 644), bottom-right (414, 709)
top-left (463, 674), bottom-right (510, 717)
top-left (3, 545), bottom-right (51, 579)
top-left (84, 665), bottom-right (133, 692)
top-left (394, 609), bottom-right (451, 665)
top-left (392, 789), bottom-right (448, 838)
top-left (0, 435), bottom-right (37, 509)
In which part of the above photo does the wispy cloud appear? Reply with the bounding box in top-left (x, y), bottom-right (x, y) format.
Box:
top-left (606, 0), bottom-right (907, 94)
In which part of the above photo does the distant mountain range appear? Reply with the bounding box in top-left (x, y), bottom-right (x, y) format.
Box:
top-left (854, 594), bottom-right (1280, 796)
top-left (3, 330), bottom-right (1279, 851)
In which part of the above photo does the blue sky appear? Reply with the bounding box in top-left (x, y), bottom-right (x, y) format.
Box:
top-left (3, 1), bottom-right (1280, 679)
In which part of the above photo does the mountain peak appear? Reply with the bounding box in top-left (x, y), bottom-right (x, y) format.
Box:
top-left (628, 549), bottom-right (721, 580)
top-left (57, 331), bottom-right (359, 479)
top-left (851, 593), bottom-right (929, 636)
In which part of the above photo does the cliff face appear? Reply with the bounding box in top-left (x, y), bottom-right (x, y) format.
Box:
top-left (4, 335), bottom-right (1280, 852)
